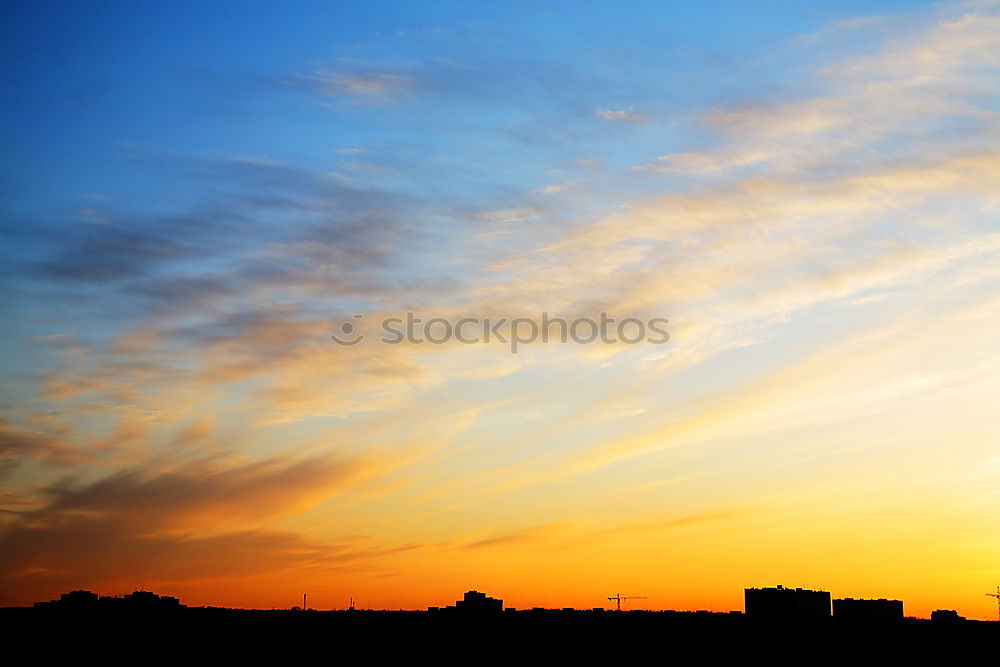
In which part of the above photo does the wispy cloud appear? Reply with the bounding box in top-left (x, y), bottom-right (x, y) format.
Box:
top-left (0, 451), bottom-right (385, 600)
top-left (595, 107), bottom-right (645, 123)
top-left (294, 69), bottom-right (422, 106)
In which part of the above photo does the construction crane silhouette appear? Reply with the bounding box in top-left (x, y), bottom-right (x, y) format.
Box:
top-left (987, 586), bottom-right (1000, 621)
top-left (607, 593), bottom-right (647, 611)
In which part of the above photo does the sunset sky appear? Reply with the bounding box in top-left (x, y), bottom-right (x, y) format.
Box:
top-left (2, 1), bottom-right (998, 618)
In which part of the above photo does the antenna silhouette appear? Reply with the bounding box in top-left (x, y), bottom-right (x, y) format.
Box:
top-left (987, 586), bottom-right (1000, 621)
top-left (607, 593), bottom-right (647, 611)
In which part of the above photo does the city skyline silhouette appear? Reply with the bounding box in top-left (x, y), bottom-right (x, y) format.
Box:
top-left (5, 583), bottom-right (997, 645)
top-left (7, 583), bottom-right (998, 622)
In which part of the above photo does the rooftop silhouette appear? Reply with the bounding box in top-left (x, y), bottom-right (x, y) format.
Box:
top-left (745, 585), bottom-right (831, 619)
top-left (4, 588), bottom-right (994, 660)
top-left (427, 590), bottom-right (504, 613)
top-left (6, 584), bottom-right (997, 638)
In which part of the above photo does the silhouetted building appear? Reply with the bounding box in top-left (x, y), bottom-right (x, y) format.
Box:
top-left (61, 590), bottom-right (98, 603)
top-left (833, 598), bottom-right (903, 621)
top-left (35, 589), bottom-right (100, 611)
top-left (745, 586), bottom-right (830, 619)
top-left (122, 590), bottom-right (181, 608)
top-left (930, 609), bottom-right (965, 623)
top-left (31, 589), bottom-right (184, 621)
top-left (454, 590), bottom-right (503, 612)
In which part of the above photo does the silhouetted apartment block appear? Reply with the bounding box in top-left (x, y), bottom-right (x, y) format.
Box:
top-left (930, 609), bottom-right (965, 623)
top-left (122, 590), bottom-right (181, 608)
top-left (744, 585), bottom-right (831, 618)
top-left (32, 589), bottom-right (184, 620)
top-left (833, 598), bottom-right (903, 621)
top-left (34, 589), bottom-right (99, 610)
top-left (454, 590), bottom-right (503, 612)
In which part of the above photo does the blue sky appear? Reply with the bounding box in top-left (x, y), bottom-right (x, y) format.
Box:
top-left (2, 0), bottom-right (929, 209)
top-left (0, 0), bottom-right (945, 359)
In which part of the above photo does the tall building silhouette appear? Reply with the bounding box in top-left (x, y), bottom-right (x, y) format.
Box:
top-left (745, 585), bottom-right (831, 619)
top-left (454, 590), bottom-right (503, 612)
top-left (833, 598), bottom-right (903, 621)
top-left (930, 609), bottom-right (965, 623)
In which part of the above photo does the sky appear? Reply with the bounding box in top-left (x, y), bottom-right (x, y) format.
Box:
top-left (1, 0), bottom-right (998, 618)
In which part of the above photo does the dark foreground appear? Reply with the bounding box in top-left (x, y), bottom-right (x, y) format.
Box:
top-left (4, 604), bottom-right (997, 653)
